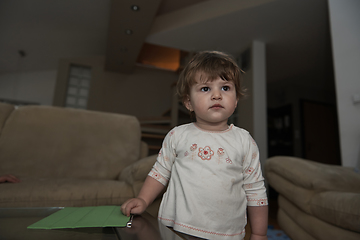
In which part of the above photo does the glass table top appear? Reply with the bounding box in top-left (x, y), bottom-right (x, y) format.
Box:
top-left (0, 207), bottom-right (182, 240)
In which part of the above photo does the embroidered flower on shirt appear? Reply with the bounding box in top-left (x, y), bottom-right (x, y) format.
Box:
top-left (252, 151), bottom-right (258, 160)
top-left (217, 148), bottom-right (225, 156)
top-left (216, 148), bottom-right (225, 164)
top-left (190, 144), bottom-right (197, 151)
top-left (245, 167), bottom-right (255, 174)
top-left (226, 158), bottom-right (233, 164)
top-left (184, 151), bottom-right (189, 157)
top-left (198, 146), bottom-right (214, 160)
top-left (187, 144), bottom-right (198, 160)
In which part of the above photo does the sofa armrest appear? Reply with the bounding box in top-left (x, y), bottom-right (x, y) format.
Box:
top-left (265, 156), bottom-right (360, 193)
top-left (118, 154), bottom-right (164, 217)
top-left (118, 154), bottom-right (157, 186)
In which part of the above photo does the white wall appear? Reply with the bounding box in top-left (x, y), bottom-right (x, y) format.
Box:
top-left (0, 56), bottom-right (177, 119)
top-left (53, 56), bottom-right (178, 119)
top-left (328, 0), bottom-right (360, 168)
top-left (0, 70), bottom-right (56, 105)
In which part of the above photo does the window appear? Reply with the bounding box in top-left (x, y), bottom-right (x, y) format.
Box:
top-left (65, 65), bottom-right (91, 109)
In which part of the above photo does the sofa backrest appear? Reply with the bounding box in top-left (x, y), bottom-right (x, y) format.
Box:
top-left (0, 104), bottom-right (141, 180)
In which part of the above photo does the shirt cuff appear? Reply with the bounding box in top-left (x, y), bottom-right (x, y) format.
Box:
top-left (148, 169), bottom-right (168, 186)
top-left (246, 197), bottom-right (268, 206)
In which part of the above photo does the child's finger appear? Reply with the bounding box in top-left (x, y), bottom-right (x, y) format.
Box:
top-left (7, 175), bottom-right (20, 183)
top-left (124, 201), bottom-right (138, 216)
top-left (120, 201), bottom-right (130, 216)
top-left (121, 200), bottom-right (136, 217)
top-left (128, 205), bottom-right (144, 215)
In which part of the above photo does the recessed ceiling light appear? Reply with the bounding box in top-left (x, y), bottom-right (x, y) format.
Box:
top-left (18, 50), bottom-right (26, 57)
top-left (131, 5), bottom-right (139, 11)
top-left (125, 29), bottom-right (133, 35)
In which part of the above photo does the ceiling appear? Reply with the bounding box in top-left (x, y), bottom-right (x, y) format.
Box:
top-left (0, 0), bottom-right (330, 83)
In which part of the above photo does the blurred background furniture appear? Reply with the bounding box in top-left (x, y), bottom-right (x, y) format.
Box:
top-left (0, 102), bottom-right (159, 216)
top-left (265, 156), bottom-right (360, 240)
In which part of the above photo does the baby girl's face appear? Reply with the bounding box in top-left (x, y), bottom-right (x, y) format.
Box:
top-left (184, 72), bottom-right (238, 131)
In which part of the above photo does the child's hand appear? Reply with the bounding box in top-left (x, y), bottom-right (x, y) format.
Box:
top-left (121, 198), bottom-right (147, 217)
top-left (250, 233), bottom-right (268, 240)
top-left (0, 174), bottom-right (20, 183)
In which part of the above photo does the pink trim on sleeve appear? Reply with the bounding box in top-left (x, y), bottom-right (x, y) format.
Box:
top-left (149, 169), bottom-right (168, 186)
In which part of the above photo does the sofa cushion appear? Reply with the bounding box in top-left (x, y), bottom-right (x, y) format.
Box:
top-left (278, 208), bottom-right (317, 240)
top-left (279, 195), bottom-right (360, 240)
top-left (0, 106), bottom-right (141, 179)
top-left (310, 191), bottom-right (360, 233)
top-left (0, 178), bottom-right (134, 207)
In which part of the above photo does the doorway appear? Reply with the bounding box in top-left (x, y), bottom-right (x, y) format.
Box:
top-left (301, 100), bottom-right (341, 165)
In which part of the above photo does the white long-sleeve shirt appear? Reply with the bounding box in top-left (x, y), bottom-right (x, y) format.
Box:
top-left (149, 123), bottom-right (268, 239)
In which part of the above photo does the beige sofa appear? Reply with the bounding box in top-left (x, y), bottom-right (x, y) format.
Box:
top-left (0, 103), bottom-right (159, 215)
top-left (264, 156), bottom-right (360, 240)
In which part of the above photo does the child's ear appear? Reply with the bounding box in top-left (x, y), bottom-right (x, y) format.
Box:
top-left (184, 97), bottom-right (193, 112)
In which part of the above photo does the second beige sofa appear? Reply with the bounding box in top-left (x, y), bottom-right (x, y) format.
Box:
top-left (264, 156), bottom-right (360, 240)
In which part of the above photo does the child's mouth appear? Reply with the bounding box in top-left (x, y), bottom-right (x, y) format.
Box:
top-left (210, 104), bottom-right (223, 109)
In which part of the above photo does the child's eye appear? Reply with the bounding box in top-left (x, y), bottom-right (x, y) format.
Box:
top-left (201, 87), bottom-right (210, 92)
top-left (222, 86), bottom-right (230, 91)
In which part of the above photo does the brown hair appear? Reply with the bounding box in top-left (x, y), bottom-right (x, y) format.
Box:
top-left (177, 51), bottom-right (244, 102)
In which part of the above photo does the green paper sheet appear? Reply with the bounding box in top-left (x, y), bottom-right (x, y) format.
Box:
top-left (27, 206), bottom-right (130, 229)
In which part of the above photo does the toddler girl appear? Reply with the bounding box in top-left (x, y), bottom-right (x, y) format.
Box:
top-left (121, 51), bottom-right (268, 240)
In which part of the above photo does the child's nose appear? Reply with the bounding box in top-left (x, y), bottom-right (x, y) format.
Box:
top-left (212, 90), bottom-right (222, 100)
